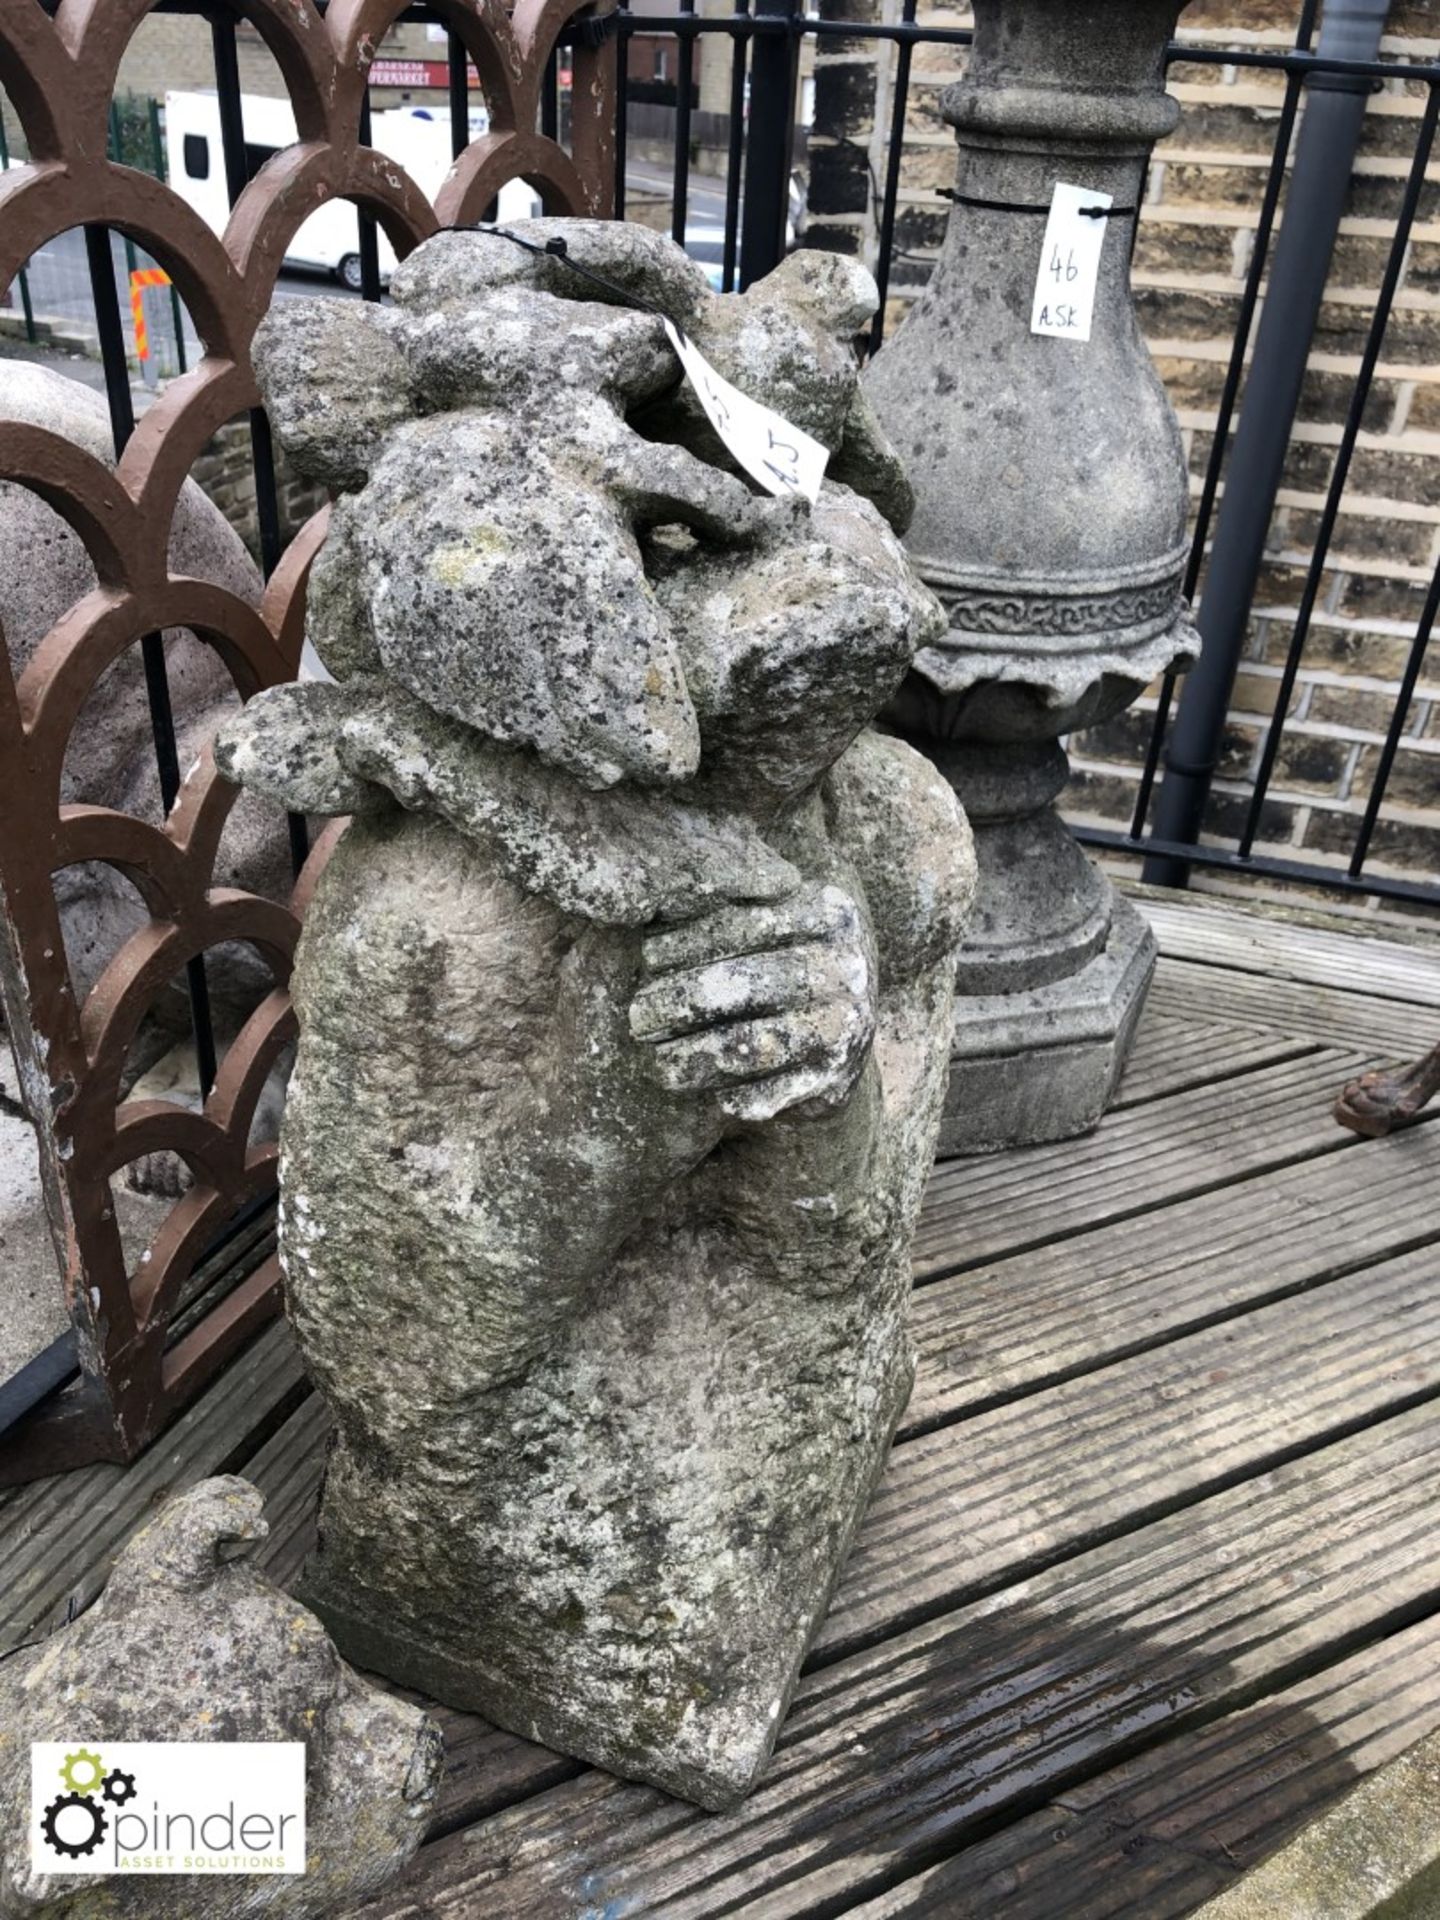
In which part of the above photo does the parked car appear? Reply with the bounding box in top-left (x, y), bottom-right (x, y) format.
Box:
top-left (684, 224), bottom-right (729, 293)
top-left (165, 92), bottom-right (540, 290)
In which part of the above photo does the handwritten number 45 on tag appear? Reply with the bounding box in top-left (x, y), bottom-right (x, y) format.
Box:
top-left (663, 318), bottom-right (829, 506)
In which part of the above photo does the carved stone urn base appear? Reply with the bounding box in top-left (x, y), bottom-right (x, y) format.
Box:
top-left (937, 891), bottom-right (1155, 1156)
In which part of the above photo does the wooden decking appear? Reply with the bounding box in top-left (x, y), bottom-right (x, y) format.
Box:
top-left (5, 887), bottom-right (1440, 1917)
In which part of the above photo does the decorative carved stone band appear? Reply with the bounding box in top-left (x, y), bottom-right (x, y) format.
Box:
top-left (913, 541), bottom-right (1188, 642)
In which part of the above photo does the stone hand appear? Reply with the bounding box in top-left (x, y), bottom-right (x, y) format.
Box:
top-left (630, 883), bottom-right (877, 1122)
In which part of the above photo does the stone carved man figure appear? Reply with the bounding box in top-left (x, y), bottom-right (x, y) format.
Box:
top-left (217, 221), bottom-right (974, 1810)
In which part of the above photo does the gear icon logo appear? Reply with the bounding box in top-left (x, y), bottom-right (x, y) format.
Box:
top-left (58, 1749), bottom-right (105, 1796)
top-left (41, 1791), bottom-right (108, 1859)
top-left (101, 1769), bottom-right (136, 1807)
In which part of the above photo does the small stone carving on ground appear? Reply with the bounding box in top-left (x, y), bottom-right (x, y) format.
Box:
top-left (0, 1477), bottom-right (441, 1916)
top-left (217, 220), bottom-right (976, 1810)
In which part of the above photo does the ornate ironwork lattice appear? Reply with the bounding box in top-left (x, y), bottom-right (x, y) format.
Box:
top-left (0, 0), bottom-right (615, 1480)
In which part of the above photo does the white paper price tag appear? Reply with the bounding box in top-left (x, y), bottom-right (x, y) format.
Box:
top-left (663, 318), bottom-right (829, 505)
top-left (1030, 181), bottom-right (1114, 344)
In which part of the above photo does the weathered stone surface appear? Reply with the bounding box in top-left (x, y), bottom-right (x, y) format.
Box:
top-left (388, 219), bottom-right (916, 532)
top-left (218, 222), bottom-right (973, 1809)
top-left (0, 1478), bottom-right (441, 1917)
top-left (865, 0), bottom-right (1198, 1154)
top-left (1195, 1724), bottom-right (1440, 1919)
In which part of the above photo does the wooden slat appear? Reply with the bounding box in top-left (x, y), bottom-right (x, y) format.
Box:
top-left (849, 1612), bottom-right (1440, 1918)
top-left (355, 1403), bottom-right (1440, 1918)
top-left (826, 1245), bottom-right (1440, 1658)
top-left (246, 1388), bottom-right (328, 1592)
top-left (906, 1120), bottom-right (1440, 1431)
top-left (1112, 1015), bottom-right (1314, 1109)
top-left (1148, 956), bottom-right (1429, 1057)
top-left (0, 1319), bottom-right (304, 1652)
top-left (423, 1710), bottom-right (583, 1839)
top-left (1141, 894), bottom-right (1440, 1010)
top-left (916, 1048), bottom-right (1374, 1279)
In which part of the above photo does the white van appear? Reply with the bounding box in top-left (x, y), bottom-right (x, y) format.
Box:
top-left (165, 91), bottom-right (542, 290)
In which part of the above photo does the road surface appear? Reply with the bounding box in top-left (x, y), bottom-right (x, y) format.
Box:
top-left (3, 169), bottom-right (734, 375)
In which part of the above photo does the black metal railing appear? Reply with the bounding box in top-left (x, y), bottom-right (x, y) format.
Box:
top-left (2, 2), bottom-right (1437, 923)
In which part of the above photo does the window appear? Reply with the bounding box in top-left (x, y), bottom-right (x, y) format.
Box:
top-left (183, 133), bottom-right (209, 181)
top-left (654, 47), bottom-right (670, 82)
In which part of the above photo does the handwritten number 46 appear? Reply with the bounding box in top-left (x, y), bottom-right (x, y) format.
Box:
top-left (1050, 245), bottom-right (1079, 284)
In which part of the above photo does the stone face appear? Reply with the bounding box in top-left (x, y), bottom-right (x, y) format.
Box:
top-left (0, 1478), bottom-right (441, 1917)
top-left (864, 0), bottom-right (1197, 1155)
top-left (217, 221), bottom-right (972, 1809)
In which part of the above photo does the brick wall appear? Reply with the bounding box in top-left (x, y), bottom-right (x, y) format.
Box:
top-left (810, 0), bottom-right (1440, 917)
top-left (190, 418), bottom-right (328, 572)
top-left (114, 16), bottom-right (433, 105)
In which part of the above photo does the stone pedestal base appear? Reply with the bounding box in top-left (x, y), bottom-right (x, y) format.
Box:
top-left (937, 893), bottom-right (1156, 1157)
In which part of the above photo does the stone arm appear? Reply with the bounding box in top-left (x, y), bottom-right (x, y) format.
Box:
top-left (603, 431), bottom-right (764, 547)
top-left (820, 729), bottom-right (976, 993)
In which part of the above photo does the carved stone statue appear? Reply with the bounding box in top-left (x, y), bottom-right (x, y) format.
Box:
top-left (0, 1478), bottom-right (440, 1917)
top-left (216, 221), bottom-right (974, 1810)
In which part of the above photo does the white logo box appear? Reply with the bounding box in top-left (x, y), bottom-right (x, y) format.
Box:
top-left (32, 1743), bottom-right (306, 1876)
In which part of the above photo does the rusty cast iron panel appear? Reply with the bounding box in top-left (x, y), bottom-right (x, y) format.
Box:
top-left (0, 0), bottom-right (616, 1480)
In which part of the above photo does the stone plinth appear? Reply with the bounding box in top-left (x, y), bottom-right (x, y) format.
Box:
top-left (866, 0), bottom-right (1198, 1154)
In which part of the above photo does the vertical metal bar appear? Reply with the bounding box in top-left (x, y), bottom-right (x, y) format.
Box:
top-left (0, 102), bottom-right (38, 345)
top-left (1145, 0), bottom-right (1378, 887)
top-left (148, 96), bottom-right (187, 375)
top-left (1180, 68), bottom-right (1308, 605)
top-left (1349, 551), bottom-right (1440, 879)
top-left (542, 48), bottom-right (559, 145)
top-left (614, 0), bottom-right (631, 217)
top-left (448, 34), bottom-right (469, 159)
top-left (1129, 671), bottom-right (1179, 839)
top-left (109, 101), bottom-right (142, 287)
top-left (356, 91), bottom-right (383, 303)
top-left (211, 11), bottom-right (305, 877)
top-left (209, 16), bottom-right (249, 207)
top-left (738, 0), bottom-right (800, 289)
top-left (82, 222), bottom-right (218, 1096)
top-left (671, 0), bottom-right (696, 246)
top-left (1238, 84), bottom-right (1440, 859)
top-left (722, 0), bottom-right (751, 291)
top-left (16, 260), bottom-right (36, 346)
top-left (869, 0), bottom-right (918, 353)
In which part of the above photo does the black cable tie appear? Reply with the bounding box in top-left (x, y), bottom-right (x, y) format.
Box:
top-left (938, 188), bottom-right (1137, 218)
top-left (437, 225), bottom-right (696, 363)
top-left (571, 9), bottom-right (621, 49)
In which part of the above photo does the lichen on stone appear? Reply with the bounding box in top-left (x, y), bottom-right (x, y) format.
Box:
top-left (215, 219), bottom-right (974, 1812)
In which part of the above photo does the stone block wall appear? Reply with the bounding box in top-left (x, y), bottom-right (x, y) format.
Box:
top-left (190, 418), bottom-right (328, 571)
top-left (811, 0), bottom-right (1440, 913)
